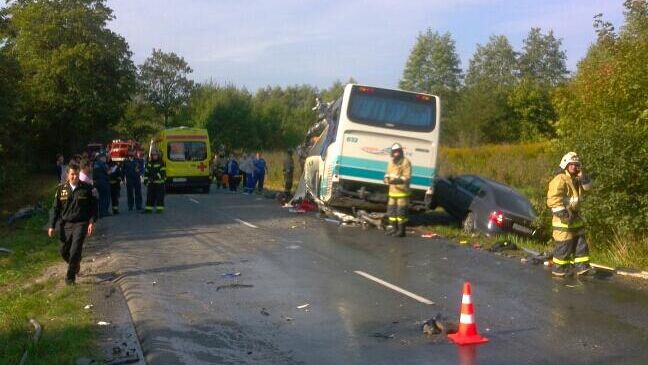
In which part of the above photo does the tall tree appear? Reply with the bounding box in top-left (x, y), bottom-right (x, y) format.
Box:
top-left (518, 28), bottom-right (569, 86)
top-left (4, 0), bottom-right (136, 157)
top-left (553, 0), bottom-right (648, 241)
top-left (399, 29), bottom-right (462, 98)
top-left (139, 49), bottom-right (194, 127)
top-left (465, 35), bottom-right (518, 88)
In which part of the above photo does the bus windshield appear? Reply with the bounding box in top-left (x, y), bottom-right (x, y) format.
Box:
top-left (347, 86), bottom-right (436, 132)
top-left (168, 142), bottom-right (207, 161)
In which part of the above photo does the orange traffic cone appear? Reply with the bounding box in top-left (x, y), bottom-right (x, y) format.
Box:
top-left (448, 282), bottom-right (489, 345)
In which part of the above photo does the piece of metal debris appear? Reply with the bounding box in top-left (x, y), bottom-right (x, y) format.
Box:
top-left (215, 283), bottom-right (253, 291)
top-left (297, 304), bottom-right (310, 310)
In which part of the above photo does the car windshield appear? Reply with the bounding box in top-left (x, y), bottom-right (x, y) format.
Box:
top-left (168, 142), bottom-right (207, 161)
top-left (490, 182), bottom-right (536, 218)
top-left (347, 86), bottom-right (436, 132)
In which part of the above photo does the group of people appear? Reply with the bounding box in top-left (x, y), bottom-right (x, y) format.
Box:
top-left (212, 151), bottom-right (275, 194)
top-left (50, 149), bottom-right (168, 285)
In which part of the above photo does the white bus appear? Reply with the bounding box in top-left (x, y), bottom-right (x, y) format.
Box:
top-left (304, 84), bottom-right (440, 210)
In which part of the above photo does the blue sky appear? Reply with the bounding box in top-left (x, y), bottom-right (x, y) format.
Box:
top-left (107, 0), bottom-right (625, 91)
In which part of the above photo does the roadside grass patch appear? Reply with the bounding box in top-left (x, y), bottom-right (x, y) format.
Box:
top-left (1, 190), bottom-right (99, 363)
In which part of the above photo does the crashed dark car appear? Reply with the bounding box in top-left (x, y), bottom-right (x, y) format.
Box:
top-left (432, 174), bottom-right (538, 237)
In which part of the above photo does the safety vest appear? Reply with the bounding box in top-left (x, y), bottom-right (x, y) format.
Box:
top-left (385, 157), bottom-right (412, 198)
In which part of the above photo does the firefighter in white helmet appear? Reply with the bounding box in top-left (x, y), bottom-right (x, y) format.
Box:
top-left (383, 143), bottom-right (412, 237)
top-left (546, 152), bottom-right (593, 277)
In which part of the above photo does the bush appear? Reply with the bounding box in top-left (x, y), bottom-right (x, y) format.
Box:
top-left (552, 0), bottom-right (648, 243)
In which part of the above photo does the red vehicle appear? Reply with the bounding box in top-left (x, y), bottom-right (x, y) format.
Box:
top-left (108, 140), bottom-right (142, 162)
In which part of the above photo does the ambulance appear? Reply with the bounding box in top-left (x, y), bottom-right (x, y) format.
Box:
top-left (149, 127), bottom-right (212, 193)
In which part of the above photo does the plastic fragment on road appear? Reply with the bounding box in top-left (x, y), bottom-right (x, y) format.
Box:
top-left (260, 308), bottom-right (270, 316)
top-left (289, 208), bottom-right (307, 214)
top-left (297, 304), bottom-right (310, 310)
top-left (324, 218), bottom-right (341, 225)
top-left (221, 272), bottom-right (241, 278)
top-left (421, 233), bottom-right (441, 239)
top-left (97, 321), bottom-right (111, 326)
top-left (84, 304), bottom-right (94, 310)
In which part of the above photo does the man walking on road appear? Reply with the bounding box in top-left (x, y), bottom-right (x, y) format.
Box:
top-left (48, 164), bottom-right (97, 285)
top-left (383, 143), bottom-right (411, 238)
top-left (123, 151), bottom-right (143, 211)
top-left (547, 152), bottom-right (593, 277)
top-left (283, 148), bottom-right (294, 196)
top-left (143, 150), bottom-right (166, 213)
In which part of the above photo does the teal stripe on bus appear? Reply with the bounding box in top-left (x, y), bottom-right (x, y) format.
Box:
top-left (337, 155), bottom-right (435, 176)
top-left (338, 166), bottom-right (433, 187)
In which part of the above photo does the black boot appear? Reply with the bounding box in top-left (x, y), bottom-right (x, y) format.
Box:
top-left (396, 222), bottom-right (406, 237)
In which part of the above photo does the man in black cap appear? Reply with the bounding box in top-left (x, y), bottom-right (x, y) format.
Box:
top-left (48, 163), bottom-right (97, 285)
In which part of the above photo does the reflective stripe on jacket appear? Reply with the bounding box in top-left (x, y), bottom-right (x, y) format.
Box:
top-left (144, 161), bottom-right (166, 184)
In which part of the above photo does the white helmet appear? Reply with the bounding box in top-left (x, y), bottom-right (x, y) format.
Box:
top-left (559, 152), bottom-right (581, 169)
top-left (391, 143), bottom-right (403, 152)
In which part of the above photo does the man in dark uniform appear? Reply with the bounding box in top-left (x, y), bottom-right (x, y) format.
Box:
top-left (93, 153), bottom-right (111, 217)
top-left (108, 156), bottom-right (123, 214)
top-left (143, 149), bottom-right (166, 213)
top-left (123, 150), bottom-right (143, 211)
top-left (48, 163), bottom-right (97, 285)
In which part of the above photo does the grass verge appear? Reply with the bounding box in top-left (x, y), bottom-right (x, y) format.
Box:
top-left (0, 179), bottom-right (98, 364)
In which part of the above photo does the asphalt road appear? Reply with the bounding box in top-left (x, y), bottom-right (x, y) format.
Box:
top-left (94, 187), bottom-right (648, 365)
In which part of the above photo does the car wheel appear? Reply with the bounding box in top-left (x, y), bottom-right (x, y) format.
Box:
top-left (462, 211), bottom-right (476, 234)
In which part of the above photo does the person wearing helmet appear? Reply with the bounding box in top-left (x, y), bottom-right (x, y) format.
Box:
top-left (383, 143), bottom-right (412, 237)
top-left (547, 152), bottom-right (593, 277)
top-left (143, 149), bottom-right (167, 213)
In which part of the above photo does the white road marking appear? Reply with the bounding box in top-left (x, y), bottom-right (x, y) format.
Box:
top-left (234, 218), bottom-right (258, 229)
top-left (354, 270), bottom-right (435, 305)
top-left (188, 198), bottom-right (200, 204)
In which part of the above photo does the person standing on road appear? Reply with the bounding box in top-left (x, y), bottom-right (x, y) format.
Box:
top-left (253, 151), bottom-right (267, 193)
top-left (226, 153), bottom-right (240, 192)
top-left (240, 153), bottom-right (253, 194)
top-left (93, 153), bottom-right (111, 218)
top-left (143, 150), bottom-right (166, 213)
top-left (383, 143), bottom-right (411, 238)
top-left (48, 163), bottom-right (97, 285)
top-left (547, 152), bottom-right (593, 277)
top-left (108, 156), bottom-right (123, 215)
top-left (123, 151), bottom-right (143, 211)
top-left (214, 152), bottom-right (227, 189)
top-left (283, 148), bottom-right (294, 196)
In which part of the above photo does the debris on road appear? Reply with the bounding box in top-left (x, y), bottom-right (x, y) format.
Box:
top-left (421, 232), bottom-right (441, 239)
top-left (370, 332), bottom-right (395, 339)
top-left (520, 258), bottom-right (529, 263)
top-left (215, 283), bottom-right (254, 291)
top-left (489, 240), bottom-right (518, 252)
top-left (616, 269), bottom-right (648, 280)
top-left (97, 321), bottom-right (111, 326)
top-left (297, 303), bottom-right (310, 310)
top-left (282, 316), bottom-right (294, 322)
top-left (260, 308), bottom-right (270, 316)
top-left (84, 304), bottom-right (94, 310)
top-left (151, 281), bottom-right (157, 286)
top-left (288, 208), bottom-right (306, 214)
top-left (324, 218), bottom-right (341, 225)
top-left (221, 272), bottom-right (241, 278)
top-left (286, 245), bottom-right (301, 250)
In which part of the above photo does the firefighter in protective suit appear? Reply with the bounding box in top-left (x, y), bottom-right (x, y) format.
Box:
top-left (144, 150), bottom-right (167, 213)
top-left (384, 143), bottom-right (412, 237)
top-left (547, 152), bottom-right (593, 277)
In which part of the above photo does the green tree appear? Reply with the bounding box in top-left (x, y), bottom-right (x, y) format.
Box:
top-left (4, 0), bottom-right (136, 157)
top-left (399, 29), bottom-right (462, 98)
top-left (508, 77), bottom-right (556, 140)
top-left (139, 49), bottom-right (194, 127)
top-left (519, 27), bottom-right (569, 86)
top-left (553, 0), bottom-right (648, 242)
top-left (465, 35), bottom-right (518, 88)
